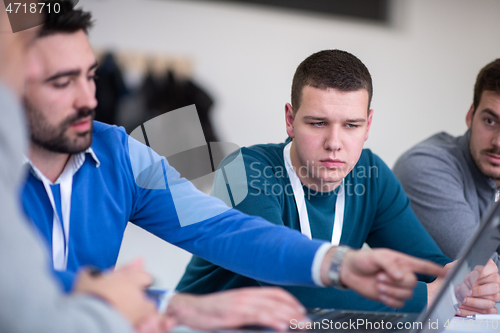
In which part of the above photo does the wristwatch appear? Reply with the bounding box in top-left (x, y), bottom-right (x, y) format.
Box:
top-left (328, 245), bottom-right (352, 289)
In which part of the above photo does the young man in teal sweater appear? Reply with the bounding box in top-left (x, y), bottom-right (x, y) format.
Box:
top-left (177, 50), bottom-right (500, 316)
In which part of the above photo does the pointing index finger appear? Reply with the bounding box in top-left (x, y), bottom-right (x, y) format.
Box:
top-left (404, 256), bottom-right (445, 278)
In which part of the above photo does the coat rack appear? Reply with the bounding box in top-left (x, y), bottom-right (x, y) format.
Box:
top-left (93, 48), bottom-right (193, 80)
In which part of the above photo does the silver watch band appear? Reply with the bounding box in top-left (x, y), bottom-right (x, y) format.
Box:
top-left (328, 245), bottom-right (351, 289)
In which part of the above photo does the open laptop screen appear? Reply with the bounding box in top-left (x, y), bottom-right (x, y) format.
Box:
top-left (416, 201), bottom-right (500, 333)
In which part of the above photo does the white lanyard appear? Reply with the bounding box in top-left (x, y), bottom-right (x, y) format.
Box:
top-left (283, 142), bottom-right (345, 245)
top-left (30, 160), bottom-right (74, 271)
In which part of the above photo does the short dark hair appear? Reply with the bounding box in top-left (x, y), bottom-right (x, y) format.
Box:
top-left (291, 49), bottom-right (373, 113)
top-left (473, 59), bottom-right (500, 114)
top-left (39, 1), bottom-right (93, 37)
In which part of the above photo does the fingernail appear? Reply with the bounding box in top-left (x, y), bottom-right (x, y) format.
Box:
top-left (298, 305), bottom-right (306, 313)
top-left (468, 290), bottom-right (472, 296)
top-left (279, 322), bottom-right (288, 331)
top-left (457, 309), bottom-right (461, 316)
top-left (378, 284), bottom-right (386, 292)
top-left (378, 274), bottom-right (386, 281)
top-left (394, 271), bottom-right (403, 279)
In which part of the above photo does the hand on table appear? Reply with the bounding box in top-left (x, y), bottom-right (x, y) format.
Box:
top-left (323, 248), bottom-right (445, 308)
top-left (456, 259), bottom-right (500, 317)
top-left (426, 258), bottom-right (500, 317)
top-left (74, 259), bottom-right (170, 331)
top-left (164, 287), bottom-right (309, 331)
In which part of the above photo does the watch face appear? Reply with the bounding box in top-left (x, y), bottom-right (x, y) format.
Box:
top-left (329, 246), bottom-right (351, 289)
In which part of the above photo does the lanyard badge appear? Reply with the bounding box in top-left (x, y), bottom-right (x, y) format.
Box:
top-left (283, 142), bottom-right (345, 245)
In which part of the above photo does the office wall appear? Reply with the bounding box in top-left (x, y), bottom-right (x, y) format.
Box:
top-left (82, 0), bottom-right (500, 288)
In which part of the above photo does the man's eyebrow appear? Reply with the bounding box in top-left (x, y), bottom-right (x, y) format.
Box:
top-left (44, 61), bottom-right (99, 83)
top-left (303, 116), bottom-right (328, 121)
top-left (45, 69), bottom-right (81, 82)
top-left (302, 116), bottom-right (367, 123)
top-left (480, 109), bottom-right (500, 120)
top-left (345, 118), bottom-right (366, 123)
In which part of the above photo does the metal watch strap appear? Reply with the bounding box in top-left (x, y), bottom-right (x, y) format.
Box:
top-left (328, 245), bottom-right (351, 290)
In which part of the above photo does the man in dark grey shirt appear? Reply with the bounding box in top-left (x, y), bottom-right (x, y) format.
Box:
top-left (394, 59), bottom-right (500, 264)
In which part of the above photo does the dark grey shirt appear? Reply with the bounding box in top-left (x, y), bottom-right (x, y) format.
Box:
top-left (0, 84), bottom-right (133, 333)
top-left (393, 131), bottom-right (500, 262)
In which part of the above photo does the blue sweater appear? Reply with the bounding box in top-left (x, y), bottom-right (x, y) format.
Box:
top-left (177, 140), bottom-right (451, 312)
top-left (22, 122), bottom-right (325, 291)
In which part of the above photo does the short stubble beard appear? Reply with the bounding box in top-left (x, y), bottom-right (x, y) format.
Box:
top-left (24, 97), bottom-right (95, 154)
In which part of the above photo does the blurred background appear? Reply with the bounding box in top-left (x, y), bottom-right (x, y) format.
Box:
top-left (80, 0), bottom-right (500, 289)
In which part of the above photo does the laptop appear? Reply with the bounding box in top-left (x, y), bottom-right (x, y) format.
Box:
top-left (217, 200), bottom-right (500, 333)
